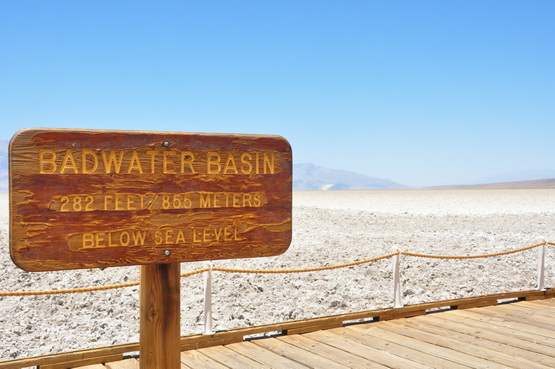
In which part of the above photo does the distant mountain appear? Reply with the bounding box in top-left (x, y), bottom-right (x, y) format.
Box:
top-left (432, 177), bottom-right (555, 189)
top-left (293, 163), bottom-right (408, 190)
top-left (475, 169), bottom-right (555, 184)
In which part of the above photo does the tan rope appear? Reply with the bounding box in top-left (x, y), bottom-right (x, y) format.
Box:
top-left (0, 242), bottom-right (551, 297)
top-left (402, 241), bottom-right (546, 260)
top-left (0, 269), bottom-right (209, 297)
top-left (0, 254), bottom-right (396, 296)
top-left (0, 280), bottom-right (141, 297)
top-left (212, 252), bottom-right (397, 274)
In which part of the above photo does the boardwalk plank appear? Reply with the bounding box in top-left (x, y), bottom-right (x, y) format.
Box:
top-left (276, 334), bottom-right (388, 369)
top-left (527, 299), bottom-right (555, 308)
top-left (512, 300), bottom-right (555, 311)
top-left (396, 318), bottom-right (546, 368)
top-left (478, 304), bottom-right (555, 330)
top-left (501, 303), bottom-right (555, 319)
top-left (305, 329), bottom-right (433, 369)
top-left (180, 351), bottom-right (229, 369)
top-left (351, 324), bottom-right (499, 368)
top-left (105, 359), bottom-right (140, 369)
top-left (486, 302), bottom-right (555, 317)
top-left (429, 313), bottom-right (555, 358)
top-left (334, 326), bottom-right (470, 369)
top-left (197, 346), bottom-right (270, 368)
top-left (253, 336), bottom-right (351, 369)
top-left (225, 341), bottom-right (310, 368)
top-left (377, 320), bottom-right (513, 368)
top-left (443, 309), bottom-right (555, 348)
top-left (406, 315), bottom-right (555, 368)
top-left (449, 309), bottom-right (555, 339)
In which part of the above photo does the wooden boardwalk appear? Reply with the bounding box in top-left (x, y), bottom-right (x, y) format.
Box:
top-left (74, 298), bottom-right (555, 369)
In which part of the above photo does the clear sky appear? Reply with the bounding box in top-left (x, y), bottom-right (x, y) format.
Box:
top-left (1, 1), bottom-right (554, 187)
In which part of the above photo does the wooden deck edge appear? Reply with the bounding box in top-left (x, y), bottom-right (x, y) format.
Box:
top-left (1, 288), bottom-right (553, 369)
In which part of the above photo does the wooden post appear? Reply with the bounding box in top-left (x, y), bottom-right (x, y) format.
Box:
top-left (140, 263), bottom-right (181, 369)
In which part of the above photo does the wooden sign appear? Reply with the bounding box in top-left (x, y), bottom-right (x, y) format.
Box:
top-left (10, 128), bottom-right (292, 271)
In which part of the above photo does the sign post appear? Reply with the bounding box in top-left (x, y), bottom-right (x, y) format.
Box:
top-left (140, 263), bottom-right (181, 369)
top-left (9, 128), bottom-right (292, 368)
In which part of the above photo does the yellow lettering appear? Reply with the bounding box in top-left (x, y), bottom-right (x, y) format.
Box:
top-left (224, 226), bottom-right (233, 241)
top-left (154, 230), bottom-right (163, 245)
top-left (60, 150), bottom-right (78, 173)
top-left (240, 153), bottom-right (252, 174)
top-left (146, 150), bottom-right (159, 173)
top-left (165, 229), bottom-right (174, 244)
top-left (180, 152), bottom-right (195, 174)
top-left (200, 193), bottom-right (211, 208)
top-left (82, 150), bottom-right (99, 174)
top-left (207, 152), bottom-right (221, 174)
top-left (79, 229), bottom-right (147, 249)
top-left (255, 152), bottom-right (260, 174)
top-left (223, 153), bottom-right (238, 174)
top-left (213, 193), bottom-right (221, 208)
top-left (119, 231), bottom-right (130, 246)
top-left (213, 227), bottom-right (223, 241)
top-left (101, 151), bottom-right (124, 173)
top-left (253, 192), bottom-right (261, 207)
top-left (82, 233), bottom-right (94, 248)
top-left (263, 152), bottom-right (275, 174)
top-left (139, 194), bottom-right (147, 209)
top-left (127, 195), bottom-right (136, 210)
top-left (175, 229), bottom-right (186, 243)
top-left (132, 230), bottom-right (147, 245)
top-left (95, 232), bottom-right (104, 247)
top-left (39, 149), bottom-right (57, 174)
top-left (242, 193), bottom-right (252, 207)
top-left (232, 193), bottom-right (241, 207)
top-left (127, 151), bottom-right (143, 174)
top-left (109, 232), bottom-right (116, 246)
top-left (104, 195), bottom-right (113, 210)
top-left (115, 194), bottom-right (124, 210)
top-left (203, 227), bottom-right (211, 242)
top-left (163, 151), bottom-right (176, 174)
top-left (37, 149), bottom-right (277, 176)
top-left (193, 228), bottom-right (202, 243)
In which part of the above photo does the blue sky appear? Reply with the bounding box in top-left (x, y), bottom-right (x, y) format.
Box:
top-left (1, 1), bottom-right (554, 187)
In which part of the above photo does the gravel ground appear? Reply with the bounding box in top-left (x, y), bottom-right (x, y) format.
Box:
top-left (1, 189), bottom-right (554, 360)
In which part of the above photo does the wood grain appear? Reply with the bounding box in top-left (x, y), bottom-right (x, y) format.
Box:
top-left (140, 263), bottom-right (181, 369)
top-left (10, 128), bottom-right (292, 271)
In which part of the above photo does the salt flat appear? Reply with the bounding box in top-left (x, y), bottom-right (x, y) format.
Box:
top-left (1, 189), bottom-right (554, 360)
top-left (294, 188), bottom-right (555, 215)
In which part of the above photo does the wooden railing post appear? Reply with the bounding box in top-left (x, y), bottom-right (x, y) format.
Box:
top-left (140, 263), bottom-right (181, 369)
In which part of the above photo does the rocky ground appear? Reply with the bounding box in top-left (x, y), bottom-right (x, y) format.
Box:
top-left (1, 189), bottom-right (554, 360)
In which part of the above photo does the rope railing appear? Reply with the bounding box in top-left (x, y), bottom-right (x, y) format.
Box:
top-left (211, 252), bottom-right (398, 274)
top-left (0, 269), bottom-right (209, 297)
top-left (402, 241), bottom-right (547, 260)
top-left (0, 242), bottom-right (552, 297)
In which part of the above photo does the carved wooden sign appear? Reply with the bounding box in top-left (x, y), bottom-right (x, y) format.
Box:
top-left (10, 128), bottom-right (292, 271)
